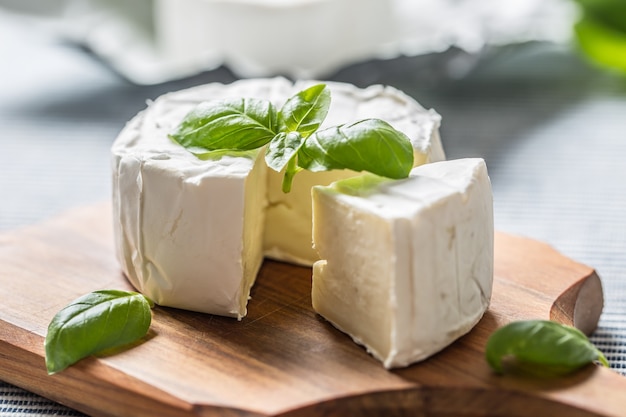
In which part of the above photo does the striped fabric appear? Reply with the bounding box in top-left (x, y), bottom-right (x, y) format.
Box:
top-left (442, 93), bottom-right (626, 375)
top-left (0, 385), bottom-right (85, 417)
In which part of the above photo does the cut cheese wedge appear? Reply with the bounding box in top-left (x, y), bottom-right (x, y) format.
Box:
top-left (111, 77), bottom-right (444, 318)
top-left (311, 158), bottom-right (494, 368)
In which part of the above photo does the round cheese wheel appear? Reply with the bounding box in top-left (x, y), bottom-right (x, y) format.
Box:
top-left (111, 77), bottom-right (444, 317)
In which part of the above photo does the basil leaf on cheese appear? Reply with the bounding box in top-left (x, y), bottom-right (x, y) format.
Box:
top-left (170, 86), bottom-right (416, 193)
top-left (169, 98), bottom-right (278, 150)
top-left (485, 320), bottom-right (609, 377)
top-left (297, 119), bottom-right (414, 179)
top-left (45, 290), bottom-right (153, 375)
top-left (265, 131), bottom-right (307, 192)
top-left (192, 149), bottom-right (260, 161)
top-left (265, 131), bottom-right (305, 173)
top-left (279, 83), bottom-right (330, 137)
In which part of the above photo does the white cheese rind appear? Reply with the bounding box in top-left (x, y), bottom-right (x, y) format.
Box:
top-left (112, 77), bottom-right (445, 317)
top-left (111, 79), bottom-right (288, 318)
top-left (311, 158), bottom-right (494, 368)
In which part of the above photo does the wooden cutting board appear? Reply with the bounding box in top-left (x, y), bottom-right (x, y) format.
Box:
top-left (1, 203), bottom-right (625, 417)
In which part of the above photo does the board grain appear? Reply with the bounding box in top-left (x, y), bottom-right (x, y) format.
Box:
top-left (0, 202), bottom-right (624, 417)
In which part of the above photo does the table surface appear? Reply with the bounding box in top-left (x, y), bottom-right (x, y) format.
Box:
top-left (1, 9), bottom-right (626, 417)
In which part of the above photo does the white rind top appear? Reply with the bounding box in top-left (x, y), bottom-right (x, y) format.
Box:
top-left (112, 77), bottom-right (443, 167)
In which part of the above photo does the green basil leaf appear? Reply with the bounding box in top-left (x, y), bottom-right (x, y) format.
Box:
top-left (297, 119), bottom-right (414, 179)
top-left (574, 0), bottom-right (626, 33)
top-left (485, 320), bottom-right (609, 377)
top-left (330, 173), bottom-right (394, 197)
top-left (192, 149), bottom-right (260, 161)
top-left (279, 83), bottom-right (330, 137)
top-left (169, 98), bottom-right (278, 151)
top-left (265, 131), bottom-right (305, 173)
top-left (575, 16), bottom-right (626, 74)
top-left (572, 0), bottom-right (626, 74)
top-left (45, 290), bottom-right (153, 375)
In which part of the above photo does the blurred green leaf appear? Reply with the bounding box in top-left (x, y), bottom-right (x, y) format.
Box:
top-left (573, 0), bottom-right (626, 74)
top-left (574, 0), bottom-right (626, 32)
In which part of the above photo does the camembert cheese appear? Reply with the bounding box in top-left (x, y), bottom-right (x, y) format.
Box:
top-left (311, 158), bottom-right (494, 368)
top-left (111, 77), bottom-right (445, 318)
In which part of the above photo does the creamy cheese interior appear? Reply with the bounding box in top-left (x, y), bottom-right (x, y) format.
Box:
top-left (311, 158), bottom-right (494, 368)
top-left (111, 77), bottom-right (445, 317)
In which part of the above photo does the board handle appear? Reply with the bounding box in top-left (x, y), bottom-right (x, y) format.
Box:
top-left (550, 271), bottom-right (603, 335)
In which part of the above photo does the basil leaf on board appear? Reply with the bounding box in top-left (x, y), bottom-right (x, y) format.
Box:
top-left (297, 119), bottom-right (414, 179)
top-left (485, 320), bottom-right (609, 377)
top-left (279, 83), bottom-right (330, 137)
top-left (169, 98), bottom-right (278, 151)
top-left (45, 290), bottom-right (154, 375)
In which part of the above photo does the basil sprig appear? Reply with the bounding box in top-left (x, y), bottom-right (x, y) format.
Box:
top-left (169, 98), bottom-right (278, 151)
top-left (169, 84), bottom-right (414, 193)
top-left (45, 290), bottom-right (154, 375)
top-left (278, 82), bottom-right (330, 136)
top-left (485, 320), bottom-right (609, 377)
